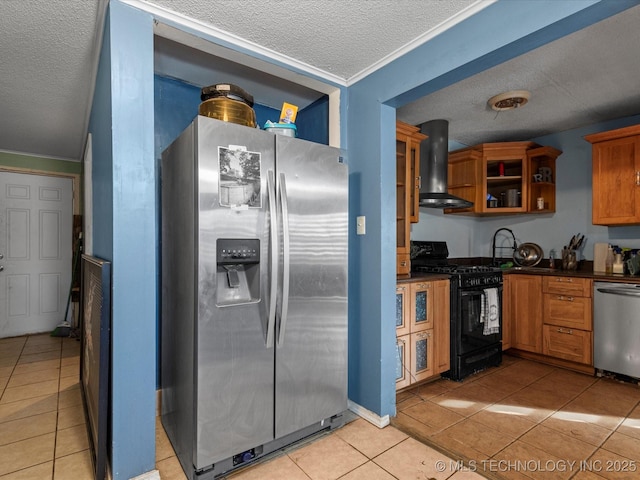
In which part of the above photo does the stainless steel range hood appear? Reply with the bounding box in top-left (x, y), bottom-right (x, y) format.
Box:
top-left (419, 119), bottom-right (473, 209)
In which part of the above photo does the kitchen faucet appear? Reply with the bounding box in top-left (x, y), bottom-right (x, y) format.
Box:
top-left (491, 228), bottom-right (517, 266)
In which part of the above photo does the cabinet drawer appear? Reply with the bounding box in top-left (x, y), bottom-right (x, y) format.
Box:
top-left (543, 293), bottom-right (592, 330)
top-left (543, 325), bottom-right (592, 365)
top-left (543, 276), bottom-right (592, 297)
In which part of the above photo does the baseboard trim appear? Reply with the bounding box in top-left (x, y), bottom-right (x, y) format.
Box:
top-left (347, 400), bottom-right (390, 428)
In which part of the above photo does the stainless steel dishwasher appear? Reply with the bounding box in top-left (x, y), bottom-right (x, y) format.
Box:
top-left (593, 281), bottom-right (640, 379)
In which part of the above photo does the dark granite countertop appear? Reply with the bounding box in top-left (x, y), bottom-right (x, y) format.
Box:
top-left (502, 266), bottom-right (640, 283)
top-left (396, 273), bottom-right (451, 283)
top-left (397, 257), bottom-right (640, 284)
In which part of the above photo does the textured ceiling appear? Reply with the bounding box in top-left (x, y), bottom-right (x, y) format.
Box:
top-left (1, 0), bottom-right (639, 162)
top-left (147, 0), bottom-right (478, 81)
top-left (397, 4), bottom-right (640, 146)
top-left (0, 0), bottom-right (104, 161)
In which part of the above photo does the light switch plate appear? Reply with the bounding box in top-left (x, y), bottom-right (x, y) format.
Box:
top-left (356, 216), bottom-right (366, 235)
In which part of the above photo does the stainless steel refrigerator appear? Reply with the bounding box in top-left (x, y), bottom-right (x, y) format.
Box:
top-left (160, 116), bottom-right (348, 479)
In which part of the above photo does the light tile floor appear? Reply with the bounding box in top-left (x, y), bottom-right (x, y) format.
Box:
top-left (157, 412), bottom-right (484, 480)
top-left (394, 355), bottom-right (640, 480)
top-left (5, 335), bottom-right (640, 480)
top-left (0, 333), bottom-right (92, 480)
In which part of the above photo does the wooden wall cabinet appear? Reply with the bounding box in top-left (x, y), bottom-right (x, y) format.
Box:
top-left (586, 124), bottom-right (640, 225)
top-left (396, 121), bottom-right (426, 275)
top-left (445, 142), bottom-right (561, 216)
top-left (396, 278), bottom-right (450, 390)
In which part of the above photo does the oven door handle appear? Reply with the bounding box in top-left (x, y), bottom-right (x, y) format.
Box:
top-left (460, 289), bottom-right (492, 297)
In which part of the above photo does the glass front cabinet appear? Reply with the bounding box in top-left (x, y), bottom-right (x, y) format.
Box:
top-left (410, 330), bottom-right (434, 383)
top-left (396, 279), bottom-right (449, 390)
top-left (445, 142), bottom-right (561, 216)
top-left (396, 121), bottom-right (426, 275)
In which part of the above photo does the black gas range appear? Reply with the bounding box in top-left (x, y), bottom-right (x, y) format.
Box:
top-left (411, 241), bottom-right (503, 381)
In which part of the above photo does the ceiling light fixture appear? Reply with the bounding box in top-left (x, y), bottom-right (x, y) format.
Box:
top-left (488, 90), bottom-right (531, 111)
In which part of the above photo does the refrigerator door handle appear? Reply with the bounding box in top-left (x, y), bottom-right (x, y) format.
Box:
top-left (266, 170), bottom-right (278, 348)
top-left (277, 172), bottom-right (291, 346)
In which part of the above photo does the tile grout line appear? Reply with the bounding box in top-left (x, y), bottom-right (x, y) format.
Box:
top-left (52, 334), bottom-right (65, 480)
top-left (0, 337), bottom-right (27, 402)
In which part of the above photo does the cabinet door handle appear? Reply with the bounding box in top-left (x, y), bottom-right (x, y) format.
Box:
top-left (556, 295), bottom-right (574, 302)
top-left (557, 327), bottom-right (573, 335)
top-left (417, 176), bottom-right (422, 189)
top-left (416, 332), bottom-right (431, 339)
top-left (555, 277), bottom-right (574, 283)
top-left (400, 261), bottom-right (407, 267)
top-left (636, 171), bottom-right (640, 186)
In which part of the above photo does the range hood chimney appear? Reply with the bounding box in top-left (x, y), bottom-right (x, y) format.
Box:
top-left (419, 119), bottom-right (473, 209)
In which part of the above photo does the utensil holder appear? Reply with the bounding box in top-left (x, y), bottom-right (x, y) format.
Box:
top-left (562, 250), bottom-right (577, 270)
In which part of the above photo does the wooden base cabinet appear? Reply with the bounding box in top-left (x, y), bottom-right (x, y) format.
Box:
top-left (395, 335), bottom-right (411, 390)
top-left (395, 284), bottom-right (410, 337)
top-left (507, 275), bottom-right (543, 353)
top-left (506, 273), bottom-right (594, 370)
top-left (410, 330), bottom-right (434, 383)
top-left (433, 280), bottom-right (450, 373)
top-left (502, 275), bottom-right (512, 350)
top-left (542, 276), bottom-right (593, 366)
top-left (396, 278), bottom-right (449, 390)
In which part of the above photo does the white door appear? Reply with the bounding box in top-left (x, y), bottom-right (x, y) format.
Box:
top-left (0, 172), bottom-right (73, 337)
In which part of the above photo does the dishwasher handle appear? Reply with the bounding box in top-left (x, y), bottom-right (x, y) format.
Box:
top-left (597, 287), bottom-right (640, 297)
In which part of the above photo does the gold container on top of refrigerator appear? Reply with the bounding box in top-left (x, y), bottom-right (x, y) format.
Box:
top-left (199, 83), bottom-right (257, 128)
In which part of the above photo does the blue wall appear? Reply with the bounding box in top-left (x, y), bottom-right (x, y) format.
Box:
top-left (346, 0), bottom-right (636, 418)
top-left (89, 2), bottom-right (157, 478)
top-left (89, 12), bottom-right (113, 258)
